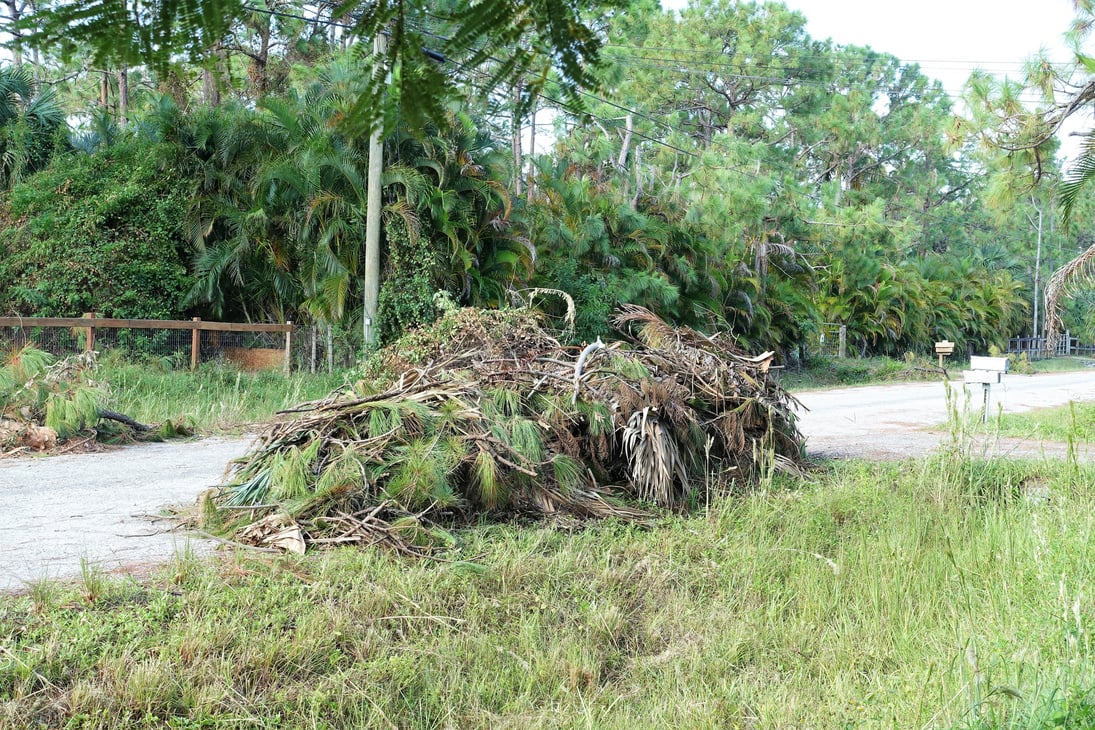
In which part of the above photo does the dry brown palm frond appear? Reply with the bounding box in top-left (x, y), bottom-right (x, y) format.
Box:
top-left (716, 411), bottom-right (746, 454)
top-left (518, 288), bottom-right (576, 336)
top-left (622, 407), bottom-right (688, 507)
top-left (614, 304), bottom-right (678, 349)
top-left (1045, 242), bottom-right (1095, 351)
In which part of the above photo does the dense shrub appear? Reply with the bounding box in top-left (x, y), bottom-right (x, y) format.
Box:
top-left (0, 141), bottom-right (193, 319)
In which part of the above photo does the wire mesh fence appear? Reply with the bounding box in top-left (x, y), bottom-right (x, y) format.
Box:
top-left (0, 317), bottom-right (294, 371)
top-left (811, 323), bottom-right (848, 358)
top-left (292, 324), bottom-right (363, 372)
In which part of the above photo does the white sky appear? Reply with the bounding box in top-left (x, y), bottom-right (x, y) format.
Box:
top-left (773, 0), bottom-right (1076, 95)
top-left (660, 0), bottom-right (1087, 159)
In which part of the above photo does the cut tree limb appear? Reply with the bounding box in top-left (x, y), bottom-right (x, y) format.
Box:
top-left (97, 409), bottom-right (151, 432)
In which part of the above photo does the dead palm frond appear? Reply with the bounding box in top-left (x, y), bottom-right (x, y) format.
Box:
top-left (217, 305), bottom-right (803, 554)
top-left (1044, 242), bottom-right (1095, 351)
top-left (622, 407), bottom-right (688, 507)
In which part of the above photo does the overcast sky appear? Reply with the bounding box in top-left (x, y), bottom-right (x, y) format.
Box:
top-left (659, 0), bottom-right (1086, 157)
top-left (661, 0), bottom-right (1077, 91)
top-left (773, 0), bottom-right (1075, 95)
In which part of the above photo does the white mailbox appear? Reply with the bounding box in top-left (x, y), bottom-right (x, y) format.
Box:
top-left (969, 356), bottom-right (1010, 373)
top-left (963, 370), bottom-right (1001, 384)
top-left (964, 355), bottom-right (1010, 421)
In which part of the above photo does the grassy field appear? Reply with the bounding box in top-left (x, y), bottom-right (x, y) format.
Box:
top-left (783, 354), bottom-right (1095, 391)
top-left (96, 354), bottom-right (348, 434)
top-left (4, 450), bottom-right (1095, 728)
top-left (991, 401), bottom-right (1095, 444)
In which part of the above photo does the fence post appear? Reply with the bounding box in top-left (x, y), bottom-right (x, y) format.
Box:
top-left (83, 312), bottom-right (95, 353)
top-left (190, 317), bottom-right (201, 371)
top-left (838, 325), bottom-right (847, 359)
top-left (1067, 330), bottom-right (1072, 356)
top-left (327, 325), bottom-right (334, 373)
top-left (284, 321), bottom-right (293, 373)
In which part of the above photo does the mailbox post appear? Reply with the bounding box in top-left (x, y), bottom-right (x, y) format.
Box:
top-left (934, 340), bottom-right (954, 369)
top-left (963, 356), bottom-right (1010, 422)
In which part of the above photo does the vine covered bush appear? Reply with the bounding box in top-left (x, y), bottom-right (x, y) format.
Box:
top-left (0, 141), bottom-right (194, 319)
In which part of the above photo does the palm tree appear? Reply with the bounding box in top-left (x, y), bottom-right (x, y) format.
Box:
top-left (0, 64), bottom-right (65, 187)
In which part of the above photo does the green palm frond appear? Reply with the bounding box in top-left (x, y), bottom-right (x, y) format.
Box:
top-left (1059, 129), bottom-right (1095, 227)
top-left (551, 455), bottom-right (586, 495)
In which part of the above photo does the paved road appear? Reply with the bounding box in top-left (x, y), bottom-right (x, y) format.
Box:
top-left (795, 370), bottom-right (1095, 459)
top-left (0, 437), bottom-right (252, 591)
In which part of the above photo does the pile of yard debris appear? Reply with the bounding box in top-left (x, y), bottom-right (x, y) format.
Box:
top-left (0, 347), bottom-right (165, 454)
top-left (212, 305), bottom-right (804, 555)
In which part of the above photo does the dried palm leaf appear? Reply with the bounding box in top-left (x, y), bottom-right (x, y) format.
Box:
top-left (1045, 242), bottom-right (1095, 351)
top-left (622, 408), bottom-right (689, 507)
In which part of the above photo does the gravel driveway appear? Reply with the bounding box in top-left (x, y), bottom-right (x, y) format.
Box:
top-left (2, 370), bottom-right (1093, 591)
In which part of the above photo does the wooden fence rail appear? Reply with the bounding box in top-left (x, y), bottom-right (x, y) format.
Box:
top-left (0, 315), bottom-right (294, 371)
top-left (1007, 333), bottom-right (1075, 361)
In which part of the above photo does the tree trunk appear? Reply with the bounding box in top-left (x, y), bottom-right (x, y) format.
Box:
top-left (203, 66), bottom-right (220, 106)
top-left (526, 96), bottom-right (537, 203)
top-left (617, 113), bottom-right (633, 170)
top-left (362, 30), bottom-right (387, 347)
top-left (327, 325), bottom-right (334, 372)
top-left (118, 65), bottom-right (128, 124)
top-left (4, 0), bottom-right (22, 66)
top-left (512, 81), bottom-right (522, 197)
top-left (250, 21), bottom-right (272, 98)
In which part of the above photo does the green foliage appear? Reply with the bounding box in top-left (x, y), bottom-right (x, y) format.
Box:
top-left (377, 217), bottom-right (442, 344)
top-left (29, 0), bottom-right (623, 140)
top-left (2, 0), bottom-right (1064, 359)
top-left (0, 347), bottom-right (108, 441)
top-left (0, 141), bottom-right (192, 318)
top-left (0, 65), bottom-right (66, 187)
top-left (43, 382), bottom-right (103, 439)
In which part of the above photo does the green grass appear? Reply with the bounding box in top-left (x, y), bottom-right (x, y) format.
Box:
top-left (1029, 356), bottom-right (1095, 374)
top-left (4, 456), bottom-right (1095, 728)
top-left (783, 355), bottom-right (944, 390)
top-left (96, 354), bottom-right (348, 434)
top-left (992, 401), bottom-right (1095, 443)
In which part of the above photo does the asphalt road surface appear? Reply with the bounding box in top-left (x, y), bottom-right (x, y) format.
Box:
top-left (2, 370), bottom-right (1093, 591)
top-left (795, 370), bottom-right (1095, 460)
top-left (0, 436), bottom-right (252, 591)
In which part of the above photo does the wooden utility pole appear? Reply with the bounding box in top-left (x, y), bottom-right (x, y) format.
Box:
top-left (362, 31), bottom-right (387, 347)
